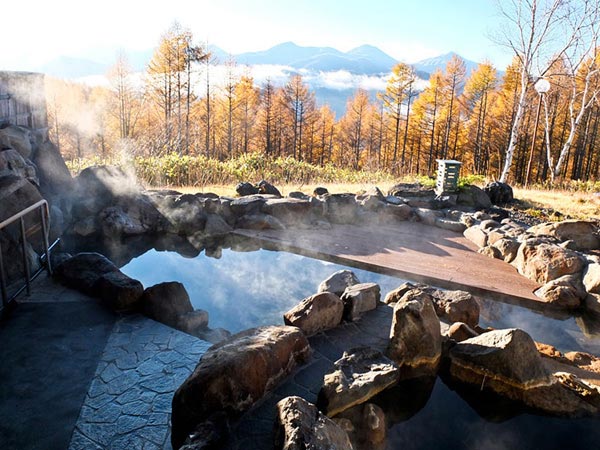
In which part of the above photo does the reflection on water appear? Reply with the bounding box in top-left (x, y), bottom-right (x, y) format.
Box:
top-left (386, 377), bottom-right (600, 450)
top-left (478, 298), bottom-right (600, 355)
top-left (121, 246), bottom-right (600, 354)
top-left (121, 248), bottom-right (406, 333)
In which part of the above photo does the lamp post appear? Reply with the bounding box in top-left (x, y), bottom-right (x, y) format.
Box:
top-left (525, 78), bottom-right (551, 188)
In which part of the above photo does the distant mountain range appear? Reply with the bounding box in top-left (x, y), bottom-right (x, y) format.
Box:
top-left (233, 42), bottom-right (400, 75)
top-left (37, 43), bottom-right (488, 117)
top-left (38, 42), bottom-right (483, 80)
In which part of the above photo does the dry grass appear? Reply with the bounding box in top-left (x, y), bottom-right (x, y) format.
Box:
top-left (158, 182), bottom-right (399, 198)
top-left (513, 188), bottom-right (600, 221)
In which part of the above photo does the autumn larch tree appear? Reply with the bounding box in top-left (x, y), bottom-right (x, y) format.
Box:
top-left (463, 62), bottom-right (498, 173)
top-left (282, 74), bottom-right (316, 160)
top-left (380, 63), bottom-right (418, 171)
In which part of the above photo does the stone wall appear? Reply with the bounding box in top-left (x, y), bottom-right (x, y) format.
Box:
top-left (0, 71), bottom-right (47, 131)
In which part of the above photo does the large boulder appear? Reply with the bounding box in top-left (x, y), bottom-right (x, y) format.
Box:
top-left (483, 181), bottom-right (513, 205)
top-left (283, 292), bottom-right (344, 336)
top-left (527, 220), bottom-right (600, 251)
top-left (448, 328), bottom-right (600, 416)
top-left (388, 183), bottom-right (435, 199)
top-left (53, 252), bottom-right (143, 310)
top-left (0, 125), bottom-right (32, 158)
top-left (229, 195), bottom-right (266, 216)
top-left (274, 396), bottom-right (353, 450)
top-left (0, 175), bottom-right (43, 232)
top-left (203, 213), bottom-right (233, 237)
top-left (257, 179), bottom-right (282, 197)
top-left (513, 239), bottom-right (585, 284)
top-left (387, 289), bottom-right (441, 375)
top-left (421, 287), bottom-right (480, 328)
top-left (457, 185), bottom-right (492, 209)
top-left (533, 274), bottom-right (586, 309)
top-left (317, 347), bottom-right (399, 417)
top-left (318, 270), bottom-right (360, 297)
top-left (171, 326), bottom-right (311, 449)
top-left (334, 402), bottom-right (386, 450)
top-left (385, 203), bottom-right (413, 221)
top-left (236, 213), bottom-right (285, 230)
top-left (71, 165), bottom-right (141, 221)
top-left (583, 256), bottom-right (600, 294)
top-left (491, 237), bottom-right (520, 263)
top-left (141, 281), bottom-right (194, 328)
top-left (99, 206), bottom-right (146, 237)
top-left (155, 194), bottom-right (207, 235)
top-left (0, 148), bottom-right (37, 184)
top-left (414, 208), bottom-right (443, 226)
top-left (262, 198), bottom-right (312, 225)
top-left (235, 182), bottom-right (258, 197)
top-left (323, 194), bottom-right (359, 224)
top-left (340, 283), bottom-right (381, 321)
top-left (30, 139), bottom-right (74, 201)
top-left (463, 225), bottom-right (488, 248)
top-left (449, 329), bottom-right (549, 387)
top-left (75, 164), bottom-right (140, 201)
top-left (177, 310), bottom-right (210, 337)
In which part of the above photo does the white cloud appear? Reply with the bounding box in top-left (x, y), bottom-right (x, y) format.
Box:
top-left (301, 69), bottom-right (391, 92)
top-left (311, 70), bottom-right (355, 90)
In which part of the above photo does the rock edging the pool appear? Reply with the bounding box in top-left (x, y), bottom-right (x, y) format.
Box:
top-left (172, 269), bottom-right (600, 450)
top-left (52, 251), bottom-right (231, 343)
top-left (52, 165), bottom-right (600, 313)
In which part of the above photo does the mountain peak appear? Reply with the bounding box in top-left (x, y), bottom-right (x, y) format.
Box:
top-left (411, 51), bottom-right (480, 77)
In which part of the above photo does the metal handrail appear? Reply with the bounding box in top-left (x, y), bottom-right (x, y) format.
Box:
top-left (0, 199), bottom-right (52, 310)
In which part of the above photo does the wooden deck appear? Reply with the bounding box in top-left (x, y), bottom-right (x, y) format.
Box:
top-left (234, 222), bottom-right (544, 307)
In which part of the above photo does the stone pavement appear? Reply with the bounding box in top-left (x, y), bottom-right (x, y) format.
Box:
top-left (0, 275), bottom-right (211, 450)
top-left (69, 316), bottom-right (210, 450)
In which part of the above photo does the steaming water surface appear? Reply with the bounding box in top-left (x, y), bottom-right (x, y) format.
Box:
top-left (121, 247), bottom-right (405, 333)
top-left (121, 246), bottom-right (600, 355)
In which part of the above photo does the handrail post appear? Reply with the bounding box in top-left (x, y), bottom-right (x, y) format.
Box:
top-left (0, 241), bottom-right (7, 308)
top-left (39, 203), bottom-right (52, 275)
top-left (19, 217), bottom-right (31, 296)
top-left (0, 199), bottom-right (55, 311)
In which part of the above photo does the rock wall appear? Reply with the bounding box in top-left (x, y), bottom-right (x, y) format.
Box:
top-left (0, 124), bottom-right (73, 286)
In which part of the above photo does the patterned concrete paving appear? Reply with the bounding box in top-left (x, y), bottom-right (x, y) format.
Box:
top-left (69, 316), bottom-right (210, 450)
top-left (3, 275), bottom-right (211, 450)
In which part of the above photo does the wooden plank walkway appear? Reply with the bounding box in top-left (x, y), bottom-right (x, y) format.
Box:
top-left (234, 222), bottom-right (544, 308)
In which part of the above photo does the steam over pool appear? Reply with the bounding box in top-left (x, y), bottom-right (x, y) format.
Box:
top-left (121, 246), bottom-right (600, 355)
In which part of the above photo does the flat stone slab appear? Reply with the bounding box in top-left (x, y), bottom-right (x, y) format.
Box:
top-left (234, 223), bottom-right (543, 308)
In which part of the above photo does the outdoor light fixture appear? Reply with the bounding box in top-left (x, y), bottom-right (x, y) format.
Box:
top-left (525, 77), bottom-right (551, 188)
top-left (534, 78), bottom-right (551, 95)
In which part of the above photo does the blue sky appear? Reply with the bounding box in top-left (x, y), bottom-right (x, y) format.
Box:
top-left (1, 0), bottom-right (511, 70)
